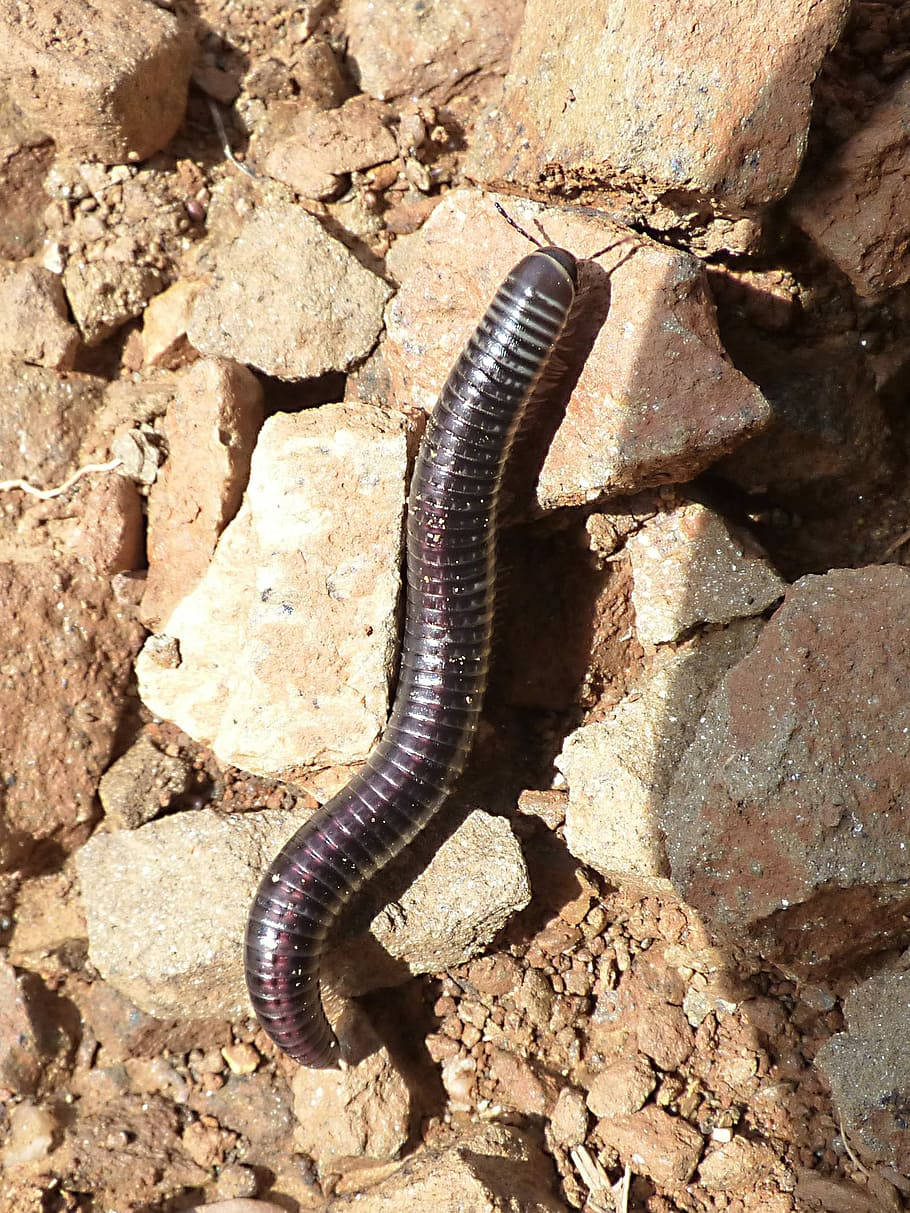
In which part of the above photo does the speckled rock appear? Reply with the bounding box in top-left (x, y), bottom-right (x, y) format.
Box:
top-left (0, 261), bottom-right (79, 367)
top-left (467, 0), bottom-right (848, 211)
top-left (595, 1105), bottom-right (703, 1187)
top-left (0, 365), bottom-right (104, 486)
top-left (136, 406), bottom-right (412, 777)
top-left (0, 959), bottom-right (49, 1094)
top-left (386, 192), bottom-right (771, 511)
top-left (98, 735), bottom-right (193, 830)
top-left (187, 195), bottom-right (392, 379)
top-left (791, 71), bottom-right (910, 295)
top-left (63, 260), bottom-right (162, 345)
top-left (665, 566), bottom-right (910, 971)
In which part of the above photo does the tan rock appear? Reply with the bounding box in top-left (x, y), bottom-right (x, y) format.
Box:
top-left (467, 0), bottom-right (848, 210)
top-left (0, 364), bottom-right (104, 486)
top-left (596, 1106), bottom-right (703, 1187)
top-left (140, 279), bottom-right (200, 369)
top-left (0, 0), bottom-right (194, 162)
top-left (141, 358), bottom-right (264, 630)
top-left (0, 261), bottom-right (79, 367)
top-left (586, 1055), bottom-right (656, 1118)
top-left (98, 735), bottom-right (193, 830)
top-left (385, 192), bottom-right (770, 511)
top-left (63, 260), bottom-right (162, 345)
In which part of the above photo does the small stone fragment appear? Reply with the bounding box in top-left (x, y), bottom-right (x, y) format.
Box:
top-left (98, 735), bottom-right (193, 829)
top-left (816, 970), bottom-right (910, 1171)
top-left (586, 1055), bottom-right (656, 1118)
top-left (467, 0), bottom-right (848, 210)
top-left (0, 960), bottom-right (48, 1094)
top-left (212, 1164), bottom-right (259, 1201)
top-left (136, 406), bottom-right (410, 777)
top-left (626, 502), bottom-right (786, 645)
top-left (221, 1042), bottom-right (260, 1076)
top-left (292, 1006), bottom-right (410, 1167)
top-left (1, 1100), bottom-right (58, 1166)
top-left (140, 358), bottom-right (264, 630)
top-left (386, 193), bottom-right (770, 510)
top-left (63, 260), bottom-right (162, 345)
top-left (0, 260), bottom-right (79, 367)
top-left (595, 1106), bottom-right (703, 1187)
top-left (698, 1135), bottom-right (782, 1192)
top-left (346, 0), bottom-right (522, 100)
top-left (0, 364), bottom-right (104, 486)
top-left (791, 72), bottom-right (910, 295)
top-left (549, 1086), bottom-right (589, 1148)
top-left (0, 0), bottom-right (195, 162)
top-left (68, 473), bottom-right (145, 575)
top-left (187, 197), bottom-right (392, 379)
top-left (140, 278), bottom-right (200, 368)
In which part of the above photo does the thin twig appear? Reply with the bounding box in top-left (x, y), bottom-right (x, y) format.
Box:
top-left (207, 98), bottom-right (257, 179)
top-left (838, 1115), bottom-right (870, 1178)
top-left (0, 457), bottom-right (123, 501)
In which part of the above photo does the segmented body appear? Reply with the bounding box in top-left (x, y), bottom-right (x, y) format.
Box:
top-left (245, 245), bottom-right (578, 1066)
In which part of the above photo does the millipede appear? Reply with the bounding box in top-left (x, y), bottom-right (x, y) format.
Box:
top-left (245, 219), bottom-right (580, 1067)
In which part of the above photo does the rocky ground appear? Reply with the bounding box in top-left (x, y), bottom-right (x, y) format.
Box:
top-left (2, 0), bottom-right (910, 1210)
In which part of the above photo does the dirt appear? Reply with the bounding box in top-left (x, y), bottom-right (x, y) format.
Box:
top-left (2, 1), bottom-right (910, 1212)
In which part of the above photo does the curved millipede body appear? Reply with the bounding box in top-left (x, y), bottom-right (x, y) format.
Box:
top-left (245, 244), bottom-right (578, 1066)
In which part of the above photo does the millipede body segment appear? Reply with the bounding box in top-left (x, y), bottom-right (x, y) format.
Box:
top-left (245, 245), bottom-right (578, 1066)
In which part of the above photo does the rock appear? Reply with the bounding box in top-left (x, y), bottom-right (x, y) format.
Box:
top-left (139, 279), bottom-right (200, 369)
top-left (0, 261), bottom-right (79, 367)
top-left (0, 958), bottom-right (48, 1094)
top-left (791, 72), bottom-right (910, 295)
top-left (264, 95), bottom-right (397, 200)
top-left (467, 0), bottom-right (848, 211)
top-left (75, 807), bottom-right (299, 1020)
top-left (179, 1204), bottom-right (285, 1213)
top-left (140, 358), bottom-right (264, 630)
top-left (595, 1106), bottom-right (703, 1187)
top-left (0, 364), bottom-right (104, 486)
top-left (0, 135), bottom-right (54, 261)
top-left (292, 1006), bottom-right (410, 1167)
top-left (345, 0), bottom-right (522, 100)
top-left (665, 567), bottom-right (910, 971)
top-left (586, 1055), bottom-right (656, 1118)
top-left (556, 621), bottom-right (763, 890)
top-left (75, 805), bottom-right (526, 1021)
top-left (325, 1122), bottom-right (564, 1212)
top-left (593, 963), bottom-right (694, 1074)
top-left (98, 735), bottom-right (193, 829)
top-left (356, 811), bottom-right (531, 987)
top-left (548, 1086), bottom-right (589, 1149)
top-left (1, 1100), bottom-right (58, 1166)
top-left (489, 1049), bottom-right (557, 1117)
top-left (212, 1164), bottom-right (259, 1201)
top-left (0, 562), bottom-right (144, 866)
top-left (698, 1135), bottom-right (783, 1193)
top-left (187, 196), bottom-right (392, 379)
top-left (136, 406), bottom-right (411, 777)
top-left (816, 970), bottom-right (910, 1170)
top-left (76, 980), bottom-right (230, 1062)
top-left (385, 192), bottom-right (771, 511)
top-left (0, 0), bottom-right (194, 162)
top-left (626, 502), bottom-right (786, 645)
top-left (62, 259), bottom-right (162, 345)
top-left (8, 868), bottom-right (85, 972)
top-left (67, 473), bottom-right (145, 575)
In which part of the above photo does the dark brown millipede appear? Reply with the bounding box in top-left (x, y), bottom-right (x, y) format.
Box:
top-left (245, 233), bottom-right (579, 1067)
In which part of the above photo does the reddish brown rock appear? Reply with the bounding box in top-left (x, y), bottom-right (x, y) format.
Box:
top-left (467, 0), bottom-right (848, 211)
top-left (0, 562), bottom-right (144, 866)
top-left (586, 1055), bottom-right (656, 1118)
top-left (97, 735), bottom-right (193, 830)
top-left (264, 95), bottom-right (397, 200)
top-left (63, 259), bottom-right (162, 345)
top-left (0, 261), bottom-right (79, 367)
top-left (68, 473), bottom-right (144, 575)
top-left (0, 365), bottom-right (104, 487)
top-left (791, 72), bottom-right (910, 295)
top-left (187, 196), bottom-right (392, 380)
top-left (665, 566), bottom-right (910, 971)
top-left (0, 959), bottom-right (48, 1094)
top-left (0, 0), bottom-right (194, 162)
top-left (139, 279), bottom-right (200, 369)
top-left (386, 192), bottom-right (770, 511)
top-left (345, 0), bottom-right (522, 100)
top-left (816, 970), bottom-right (910, 1171)
top-left (596, 1105), bottom-right (703, 1187)
top-left (141, 358), bottom-right (263, 630)
top-left (0, 132), bottom-right (54, 260)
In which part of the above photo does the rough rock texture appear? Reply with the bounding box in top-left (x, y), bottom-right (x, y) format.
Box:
top-left (467, 0), bottom-right (848, 209)
top-left (264, 95), bottom-right (397, 200)
top-left (791, 72), bottom-right (910, 295)
top-left (139, 279), bottom-right (199, 369)
top-left (0, 0), bottom-right (195, 162)
top-left (665, 567), bottom-right (910, 971)
top-left (626, 502), bottom-right (786, 645)
top-left (76, 805), bottom-right (527, 1021)
top-left (63, 259), bottom-right (162, 345)
top-left (344, 0), bottom-right (522, 100)
top-left (0, 958), bottom-right (48, 1094)
top-left (596, 1106), bottom-right (703, 1187)
top-left (187, 196), bottom-right (392, 379)
top-left (141, 358), bottom-right (264, 630)
top-left (816, 970), bottom-right (910, 1171)
top-left (386, 193), bottom-right (770, 510)
top-left (0, 261), bottom-right (79, 367)
top-left (0, 364), bottom-right (104, 486)
top-left (98, 735), bottom-right (193, 830)
top-left (0, 562), bottom-right (144, 867)
top-left (66, 473), bottom-right (145, 575)
top-left (292, 1007), bottom-right (410, 1167)
top-left (556, 621), bottom-right (763, 891)
top-left (326, 1122), bottom-right (564, 1211)
top-left (136, 406), bottom-right (411, 777)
